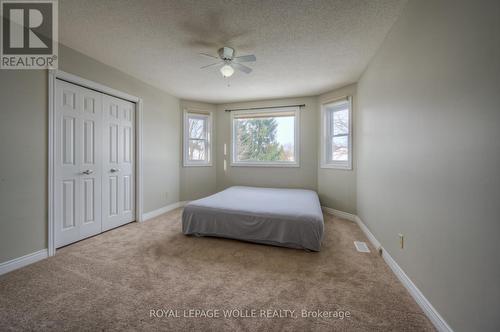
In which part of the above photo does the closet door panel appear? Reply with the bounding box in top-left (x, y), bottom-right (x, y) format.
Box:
top-left (55, 80), bottom-right (103, 247)
top-left (102, 95), bottom-right (135, 231)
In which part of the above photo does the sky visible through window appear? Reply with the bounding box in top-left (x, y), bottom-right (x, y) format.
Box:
top-left (275, 117), bottom-right (294, 149)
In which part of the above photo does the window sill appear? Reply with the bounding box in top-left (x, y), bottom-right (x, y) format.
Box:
top-left (231, 162), bottom-right (300, 168)
top-left (183, 163), bottom-right (213, 167)
top-left (320, 162), bottom-right (352, 170)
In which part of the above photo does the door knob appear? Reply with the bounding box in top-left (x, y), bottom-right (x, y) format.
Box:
top-left (110, 168), bottom-right (121, 173)
top-left (81, 170), bottom-right (94, 175)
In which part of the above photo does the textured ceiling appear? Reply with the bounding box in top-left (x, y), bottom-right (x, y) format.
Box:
top-left (59, 0), bottom-right (407, 103)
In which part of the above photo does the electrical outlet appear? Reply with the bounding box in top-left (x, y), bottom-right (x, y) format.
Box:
top-left (398, 233), bottom-right (404, 249)
top-left (163, 192), bottom-right (168, 201)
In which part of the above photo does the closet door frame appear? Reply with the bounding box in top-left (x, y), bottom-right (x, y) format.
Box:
top-left (48, 69), bottom-right (144, 256)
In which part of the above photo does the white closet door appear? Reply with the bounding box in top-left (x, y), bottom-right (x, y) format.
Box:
top-left (102, 94), bottom-right (135, 231)
top-left (55, 80), bottom-right (103, 247)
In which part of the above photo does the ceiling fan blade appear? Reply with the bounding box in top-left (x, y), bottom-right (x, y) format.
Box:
top-left (233, 62), bottom-right (252, 74)
top-left (199, 52), bottom-right (219, 59)
top-left (233, 54), bottom-right (256, 63)
top-left (200, 62), bottom-right (223, 69)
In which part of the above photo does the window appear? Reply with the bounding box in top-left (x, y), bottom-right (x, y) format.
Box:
top-left (231, 107), bottom-right (299, 167)
top-left (183, 110), bottom-right (212, 166)
top-left (321, 97), bottom-right (352, 169)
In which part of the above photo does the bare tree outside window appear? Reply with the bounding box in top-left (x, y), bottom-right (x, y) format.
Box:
top-left (322, 98), bottom-right (352, 169)
top-left (188, 117), bottom-right (207, 161)
top-left (331, 108), bottom-right (349, 161)
top-left (184, 111), bottom-right (211, 166)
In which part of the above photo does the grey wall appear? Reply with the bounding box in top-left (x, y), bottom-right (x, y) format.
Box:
top-left (0, 70), bottom-right (48, 263)
top-left (180, 100), bottom-right (217, 201)
top-left (0, 45), bottom-right (181, 263)
top-left (215, 97), bottom-right (318, 191)
top-left (318, 84), bottom-right (357, 214)
top-left (356, 0), bottom-right (500, 331)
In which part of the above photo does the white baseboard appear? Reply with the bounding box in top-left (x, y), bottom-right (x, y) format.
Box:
top-left (382, 246), bottom-right (453, 332)
top-left (354, 215), bottom-right (453, 332)
top-left (321, 206), bottom-right (356, 222)
top-left (142, 201), bottom-right (188, 221)
top-left (354, 215), bottom-right (381, 250)
top-left (0, 249), bottom-right (48, 276)
top-left (0, 201), bottom-right (189, 275)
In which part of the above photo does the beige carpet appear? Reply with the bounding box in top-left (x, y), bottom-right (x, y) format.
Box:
top-left (0, 209), bottom-right (434, 331)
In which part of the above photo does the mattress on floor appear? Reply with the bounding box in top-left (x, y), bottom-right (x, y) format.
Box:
top-left (182, 186), bottom-right (324, 251)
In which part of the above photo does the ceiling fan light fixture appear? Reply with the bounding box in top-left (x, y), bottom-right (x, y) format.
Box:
top-left (220, 64), bottom-right (234, 78)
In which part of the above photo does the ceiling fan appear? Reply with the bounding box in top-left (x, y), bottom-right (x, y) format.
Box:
top-left (200, 47), bottom-right (256, 78)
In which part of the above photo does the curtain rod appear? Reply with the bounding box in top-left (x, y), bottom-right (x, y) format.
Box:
top-left (224, 104), bottom-right (306, 112)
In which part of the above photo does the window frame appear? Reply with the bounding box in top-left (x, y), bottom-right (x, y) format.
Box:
top-left (320, 97), bottom-right (353, 170)
top-left (230, 106), bottom-right (300, 167)
top-left (183, 109), bottom-right (213, 167)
